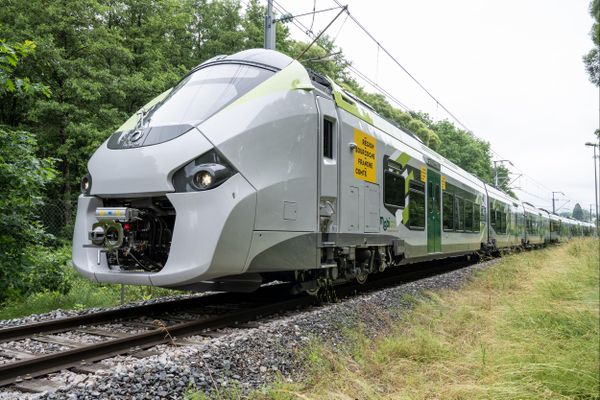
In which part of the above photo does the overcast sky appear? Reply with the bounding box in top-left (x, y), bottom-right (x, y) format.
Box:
top-left (274, 0), bottom-right (599, 215)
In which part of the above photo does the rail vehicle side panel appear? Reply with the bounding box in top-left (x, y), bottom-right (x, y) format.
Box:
top-left (437, 169), bottom-right (486, 255)
top-left (486, 186), bottom-right (523, 250)
top-left (333, 100), bottom-right (487, 261)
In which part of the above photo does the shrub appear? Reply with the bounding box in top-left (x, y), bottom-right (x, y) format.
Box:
top-left (0, 127), bottom-right (57, 301)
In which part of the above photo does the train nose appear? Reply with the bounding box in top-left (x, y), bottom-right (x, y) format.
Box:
top-left (88, 126), bottom-right (214, 196)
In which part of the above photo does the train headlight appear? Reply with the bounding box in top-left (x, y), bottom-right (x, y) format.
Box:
top-left (173, 150), bottom-right (236, 192)
top-left (81, 173), bottom-right (92, 195)
top-left (194, 171), bottom-right (213, 189)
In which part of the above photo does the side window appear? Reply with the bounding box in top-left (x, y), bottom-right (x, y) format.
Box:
top-left (443, 193), bottom-right (454, 231)
top-left (383, 158), bottom-right (405, 209)
top-left (464, 200), bottom-right (473, 231)
top-left (384, 173), bottom-right (405, 208)
top-left (490, 207), bottom-right (497, 230)
top-left (455, 197), bottom-right (464, 231)
top-left (408, 181), bottom-right (425, 229)
top-left (323, 119), bottom-right (333, 159)
top-left (473, 204), bottom-right (481, 232)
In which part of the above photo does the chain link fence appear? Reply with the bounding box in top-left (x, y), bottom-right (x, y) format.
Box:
top-left (38, 200), bottom-right (78, 240)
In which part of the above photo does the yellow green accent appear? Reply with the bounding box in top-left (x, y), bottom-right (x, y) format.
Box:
top-left (230, 60), bottom-right (314, 107)
top-left (395, 152), bottom-right (411, 167)
top-left (117, 88), bottom-right (172, 132)
top-left (402, 170), bottom-right (414, 224)
top-left (331, 90), bottom-right (373, 124)
top-left (402, 206), bottom-right (409, 225)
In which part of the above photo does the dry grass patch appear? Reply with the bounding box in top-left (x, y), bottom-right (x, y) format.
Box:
top-left (257, 239), bottom-right (599, 400)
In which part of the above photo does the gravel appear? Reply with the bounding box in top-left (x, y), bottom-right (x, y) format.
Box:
top-left (0, 259), bottom-right (498, 399)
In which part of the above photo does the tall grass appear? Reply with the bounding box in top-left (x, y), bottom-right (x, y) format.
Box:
top-left (0, 267), bottom-right (181, 320)
top-left (258, 238), bottom-right (599, 399)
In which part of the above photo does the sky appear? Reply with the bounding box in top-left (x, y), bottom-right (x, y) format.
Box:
top-left (272, 0), bottom-right (599, 216)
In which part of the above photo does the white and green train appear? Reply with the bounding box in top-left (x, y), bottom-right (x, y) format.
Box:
top-left (72, 49), bottom-right (596, 293)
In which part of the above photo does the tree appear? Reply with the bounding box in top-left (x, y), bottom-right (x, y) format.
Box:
top-left (0, 39), bottom-right (59, 301)
top-left (583, 0), bottom-right (600, 86)
top-left (572, 203), bottom-right (585, 220)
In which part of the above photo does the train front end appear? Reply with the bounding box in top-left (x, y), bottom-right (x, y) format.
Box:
top-left (72, 49), bottom-right (315, 291)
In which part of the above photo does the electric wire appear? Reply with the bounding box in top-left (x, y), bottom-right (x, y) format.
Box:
top-left (329, 0), bottom-right (471, 133)
top-left (272, 0), bottom-right (578, 211)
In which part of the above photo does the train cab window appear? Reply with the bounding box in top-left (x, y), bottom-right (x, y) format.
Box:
top-left (464, 200), bottom-right (474, 231)
top-left (383, 158), bottom-right (405, 209)
top-left (443, 193), bottom-right (454, 231)
top-left (455, 197), bottom-right (464, 231)
top-left (473, 204), bottom-right (481, 232)
top-left (141, 63), bottom-right (275, 128)
top-left (408, 181), bottom-right (425, 229)
top-left (323, 119), bottom-right (334, 159)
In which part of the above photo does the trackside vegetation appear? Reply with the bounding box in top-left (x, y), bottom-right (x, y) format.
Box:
top-left (254, 239), bottom-right (599, 399)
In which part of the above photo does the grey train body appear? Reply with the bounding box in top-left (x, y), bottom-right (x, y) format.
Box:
top-left (72, 49), bottom-right (596, 292)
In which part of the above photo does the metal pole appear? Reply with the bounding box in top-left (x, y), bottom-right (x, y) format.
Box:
top-left (552, 192), bottom-right (555, 214)
top-left (594, 145), bottom-right (599, 233)
top-left (264, 0), bottom-right (275, 49)
top-left (494, 161), bottom-right (498, 187)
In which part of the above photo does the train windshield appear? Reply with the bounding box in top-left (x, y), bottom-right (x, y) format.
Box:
top-left (143, 63), bottom-right (275, 127)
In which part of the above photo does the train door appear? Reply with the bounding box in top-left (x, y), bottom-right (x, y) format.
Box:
top-left (427, 169), bottom-right (442, 252)
top-left (316, 97), bottom-right (339, 236)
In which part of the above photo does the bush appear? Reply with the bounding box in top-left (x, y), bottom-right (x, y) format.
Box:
top-left (0, 127), bottom-right (57, 302)
top-left (22, 245), bottom-right (73, 296)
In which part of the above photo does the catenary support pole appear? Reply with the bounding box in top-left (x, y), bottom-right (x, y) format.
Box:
top-left (264, 0), bottom-right (275, 49)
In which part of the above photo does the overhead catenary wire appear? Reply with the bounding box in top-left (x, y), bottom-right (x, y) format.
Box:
top-left (270, 0), bottom-right (577, 210)
top-left (329, 0), bottom-right (473, 134)
top-left (271, 0), bottom-right (410, 112)
top-left (295, 5), bottom-right (348, 61)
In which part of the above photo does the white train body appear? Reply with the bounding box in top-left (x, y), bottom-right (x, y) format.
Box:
top-left (72, 49), bottom-right (596, 292)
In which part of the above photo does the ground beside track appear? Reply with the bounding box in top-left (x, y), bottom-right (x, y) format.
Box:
top-left (247, 238), bottom-right (599, 400)
top-left (0, 255), bottom-right (496, 399)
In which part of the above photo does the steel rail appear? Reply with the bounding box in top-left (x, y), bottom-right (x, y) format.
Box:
top-left (0, 257), bottom-right (477, 387)
top-left (0, 283), bottom-right (294, 343)
top-left (0, 296), bottom-right (317, 386)
top-left (0, 292), bottom-right (235, 343)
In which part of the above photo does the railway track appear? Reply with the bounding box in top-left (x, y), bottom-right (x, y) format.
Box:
top-left (0, 257), bottom-right (474, 392)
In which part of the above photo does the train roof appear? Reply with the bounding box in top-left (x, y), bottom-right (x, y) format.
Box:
top-left (197, 49), bottom-right (294, 72)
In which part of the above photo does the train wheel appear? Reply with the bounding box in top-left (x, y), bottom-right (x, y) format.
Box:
top-left (306, 287), bottom-right (320, 297)
top-left (356, 273), bottom-right (368, 284)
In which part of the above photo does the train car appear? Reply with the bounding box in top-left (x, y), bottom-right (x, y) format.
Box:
top-left (485, 185), bottom-right (521, 252)
top-left (547, 211), bottom-right (562, 243)
top-left (557, 216), bottom-right (571, 241)
top-left (71, 48), bottom-right (576, 293)
top-left (522, 202), bottom-right (545, 247)
top-left (539, 208), bottom-right (559, 244)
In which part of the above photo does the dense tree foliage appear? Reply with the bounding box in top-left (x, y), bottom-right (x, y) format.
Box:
top-left (583, 0), bottom-right (600, 86)
top-left (572, 203), bottom-right (585, 221)
top-left (0, 0), bottom-right (514, 240)
top-left (0, 39), bottom-right (69, 301)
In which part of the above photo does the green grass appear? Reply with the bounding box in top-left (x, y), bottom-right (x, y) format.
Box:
top-left (254, 238), bottom-right (599, 400)
top-left (0, 266), bottom-right (182, 320)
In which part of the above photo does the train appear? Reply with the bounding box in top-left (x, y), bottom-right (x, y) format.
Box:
top-left (72, 48), bottom-right (597, 294)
